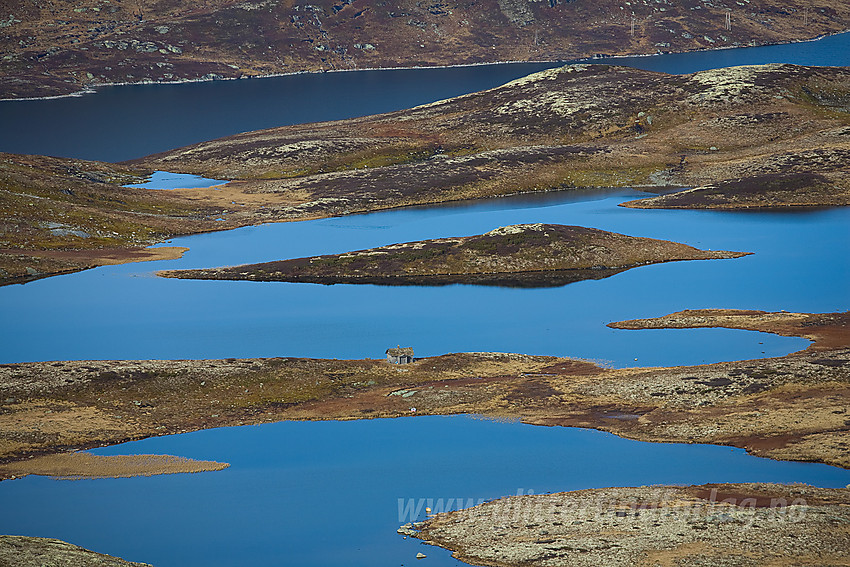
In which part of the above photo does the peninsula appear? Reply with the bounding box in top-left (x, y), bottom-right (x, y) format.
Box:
top-left (158, 223), bottom-right (747, 286)
top-left (134, 63), bottom-right (850, 218)
top-left (0, 153), bottom-right (231, 285)
top-left (1, 309), bottom-right (846, 563)
top-left (407, 483), bottom-right (850, 566)
top-left (0, 536), bottom-right (152, 567)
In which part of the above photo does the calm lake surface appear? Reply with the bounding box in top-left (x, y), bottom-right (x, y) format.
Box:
top-left (1, 415), bottom-right (849, 567)
top-left (1, 34), bottom-right (849, 567)
top-left (123, 170), bottom-right (228, 190)
top-left (0, 32), bottom-right (848, 162)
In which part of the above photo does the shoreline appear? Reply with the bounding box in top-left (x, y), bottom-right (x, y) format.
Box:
top-left (0, 246), bottom-right (190, 288)
top-left (0, 309), bottom-right (846, 478)
top-left (4, 29), bottom-right (848, 104)
top-left (411, 483), bottom-right (850, 567)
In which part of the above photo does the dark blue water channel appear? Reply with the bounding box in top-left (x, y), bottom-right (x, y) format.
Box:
top-left (1, 416), bottom-right (848, 567)
top-left (0, 32), bottom-right (848, 162)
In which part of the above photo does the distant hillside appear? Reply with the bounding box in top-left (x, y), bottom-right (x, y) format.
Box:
top-left (137, 63), bottom-right (850, 214)
top-left (1, 0), bottom-right (848, 98)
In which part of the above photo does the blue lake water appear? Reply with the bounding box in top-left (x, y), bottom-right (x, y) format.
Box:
top-left (1, 415), bottom-right (848, 567)
top-left (1, 35), bottom-right (849, 567)
top-left (0, 31), bottom-right (848, 162)
top-left (123, 170), bottom-right (228, 190)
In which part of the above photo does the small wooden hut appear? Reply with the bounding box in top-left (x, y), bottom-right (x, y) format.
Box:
top-left (386, 346), bottom-right (414, 364)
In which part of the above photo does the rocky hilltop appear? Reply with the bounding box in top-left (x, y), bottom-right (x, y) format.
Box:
top-left (1, 0), bottom-right (848, 99)
top-left (138, 63), bottom-right (850, 217)
top-left (158, 223), bottom-right (747, 286)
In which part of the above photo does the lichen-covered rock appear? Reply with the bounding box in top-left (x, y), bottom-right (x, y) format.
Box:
top-left (0, 536), bottom-right (152, 567)
top-left (414, 484), bottom-right (850, 567)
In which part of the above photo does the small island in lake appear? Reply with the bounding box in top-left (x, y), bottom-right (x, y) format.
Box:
top-left (158, 223), bottom-right (748, 287)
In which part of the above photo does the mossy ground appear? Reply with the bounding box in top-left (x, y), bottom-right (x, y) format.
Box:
top-left (138, 64), bottom-right (850, 225)
top-left (5, 65), bottom-right (850, 285)
top-left (0, 153), bottom-right (229, 284)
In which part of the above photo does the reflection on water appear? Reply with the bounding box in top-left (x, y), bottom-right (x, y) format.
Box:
top-left (0, 416), bottom-right (848, 567)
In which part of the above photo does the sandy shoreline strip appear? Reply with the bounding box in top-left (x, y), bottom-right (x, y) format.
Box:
top-left (0, 452), bottom-right (229, 480)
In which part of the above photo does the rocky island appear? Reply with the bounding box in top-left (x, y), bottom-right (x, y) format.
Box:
top-left (157, 223), bottom-right (747, 286)
top-left (3, 5), bottom-right (849, 565)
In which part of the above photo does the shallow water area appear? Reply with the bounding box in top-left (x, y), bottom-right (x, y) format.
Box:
top-left (1, 415), bottom-right (848, 567)
top-left (123, 170), bottom-right (228, 190)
